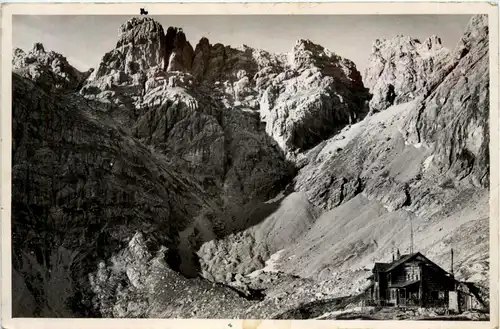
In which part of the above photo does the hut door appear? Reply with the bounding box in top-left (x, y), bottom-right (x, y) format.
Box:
top-left (400, 288), bottom-right (406, 306)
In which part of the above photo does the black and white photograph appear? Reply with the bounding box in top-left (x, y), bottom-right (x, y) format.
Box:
top-left (2, 2), bottom-right (498, 327)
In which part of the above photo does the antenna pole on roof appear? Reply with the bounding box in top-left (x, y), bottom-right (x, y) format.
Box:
top-left (410, 217), bottom-right (414, 254)
top-left (451, 248), bottom-right (454, 275)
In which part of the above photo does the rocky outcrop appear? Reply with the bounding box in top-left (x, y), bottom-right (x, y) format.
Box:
top-left (403, 14), bottom-right (489, 188)
top-left (364, 35), bottom-right (451, 112)
top-left (11, 71), bottom-right (214, 316)
top-left (12, 43), bottom-right (88, 91)
top-left (82, 17), bottom-right (166, 106)
top-left (131, 82), bottom-right (294, 215)
top-left (260, 40), bottom-right (369, 153)
top-left (193, 43), bottom-right (263, 86)
top-left (165, 27), bottom-right (194, 72)
top-left (100, 17), bottom-right (166, 78)
top-left (89, 232), bottom-right (252, 318)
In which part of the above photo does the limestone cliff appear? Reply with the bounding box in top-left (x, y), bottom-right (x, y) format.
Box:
top-left (364, 35), bottom-right (451, 112)
top-left (13, 43), bottom-right (89, 91)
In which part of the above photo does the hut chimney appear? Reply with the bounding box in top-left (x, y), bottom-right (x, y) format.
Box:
top-left (392, 249), bottom-right (395, 262)
top-left (396, 248), bottom-right (401, 259)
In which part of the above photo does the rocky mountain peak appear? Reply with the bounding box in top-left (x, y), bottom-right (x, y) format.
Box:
top-left (293, 38), bottom-right (316, 50)
top-left (195, 36), bottom-right (210, 49)
top-left (116, 16), bottom-right (165, 48)
top-left (465, 13), bottom-right (488, 37)
top-left (31, 42), bottom-right (46, 54)
top-left (13, 47), bottom-right (25, 56)
top-left (259, 39), bottom-right (368, 154)
top-left (12, 43), bottom-right (86, 91)
top-left (289, 39), bottom-right (336, 70)
top-left (401, 14), bottom-right (490, 188)
top-left (424, 35), bottom-right (443, 49)
top-left (88, 16), bottom-right (167, 84)
top-left (164, 26), bottom-right (194, 72)
top-left (454, 14), bottom-right (488, 59)
top-left (12, 48), bottom-right (26, 70)
top-left (365, 15), bottom-right (488, 115)
top-left (364, 32), bottom-right (451, 112)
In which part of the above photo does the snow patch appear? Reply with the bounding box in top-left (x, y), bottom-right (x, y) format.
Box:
top-left (247, 249), bottom-right (285, 278)
top-left (466, 122), bottom-right (484, 156)
top-left (423, 155), bottom-right (434, 171)
top-left (383, 204), bottom-right (393, 212)
top-left (405, 141), bottom-right (423, 148)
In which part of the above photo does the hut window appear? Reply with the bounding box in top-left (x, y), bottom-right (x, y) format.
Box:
top-left (439, 291), bottom-right (445, 299)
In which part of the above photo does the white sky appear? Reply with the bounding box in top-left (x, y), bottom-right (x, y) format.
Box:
top-left (13, 15), bottom-right (473, 73)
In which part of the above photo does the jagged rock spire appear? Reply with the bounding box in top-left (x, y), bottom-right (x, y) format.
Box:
top-left (32, 42), bottom-right (45, 54)
top-left (92, 16), bottom-right (167, 80)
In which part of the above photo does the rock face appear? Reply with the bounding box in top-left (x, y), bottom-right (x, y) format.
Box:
top-left (97, 17), bottom-right (166, 78)
top-left (403, 14), bottom-right (489, 188)
top-left (364, 35), bottom-right (451, 112)
top-left (260, 40), bottom-right (369, 153)
top-left (13, 43), bottom-right (88, 90)
top-left (88, 232), bottom-right (252, 318)
top-left (165, 27), bottom-right (194, 72)
top-left (11, 70), bottom-right (216, 316)
top-left (12, 14), bottom-right (490, 319)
